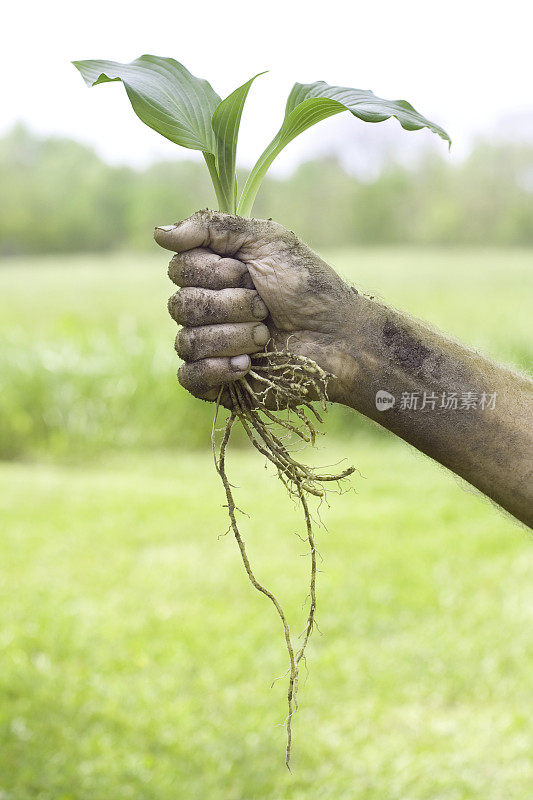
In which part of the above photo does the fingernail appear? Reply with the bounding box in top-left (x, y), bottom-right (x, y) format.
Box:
top-left (252, 294), bottom-right (268, 319)
top-left (252, 324), bottom-right (270, 346)
top-left (230, 355), bottom-right (250, 372)
top-left (155, 224), bottom-right (178, 231)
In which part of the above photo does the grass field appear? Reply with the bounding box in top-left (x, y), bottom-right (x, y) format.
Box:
top-left (0, 247), bottom-right (532, 798)
top-left (1, 247), bottom-right (531, 457)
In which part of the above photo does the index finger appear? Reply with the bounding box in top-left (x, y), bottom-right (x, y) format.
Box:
top-left (168, 248), bottom-right (254, 289)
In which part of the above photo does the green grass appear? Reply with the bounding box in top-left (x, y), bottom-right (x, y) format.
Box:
top-left (0, 247), bottom-right (532, 797)
top-left (0, 247), bottom-right (531, 458)
top-left (1, 445), bottom-right (531, 799)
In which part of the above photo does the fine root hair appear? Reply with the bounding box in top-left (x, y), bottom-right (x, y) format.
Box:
top-left (212, 348), bottom-right (355, 768)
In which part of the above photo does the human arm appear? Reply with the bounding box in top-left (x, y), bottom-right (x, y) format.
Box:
top-left (155, 211), bottom-right (533, 528)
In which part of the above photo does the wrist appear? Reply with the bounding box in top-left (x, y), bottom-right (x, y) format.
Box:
top-left (326, 294), bottom-right (387, 409)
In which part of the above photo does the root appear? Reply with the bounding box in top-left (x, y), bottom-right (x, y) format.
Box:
top-left (213, 349), bottom-right (355, 769)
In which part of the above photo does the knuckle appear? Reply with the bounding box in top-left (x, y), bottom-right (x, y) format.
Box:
top-left (176, 362), bottom-right (190, 389)
top-left (170, 287), bottom-right (206, 326)
top-left (177, 362), bottom-right (200, 395)
top-left (167, 289), bottom-right (185, 323)
top-left (177, 361), bottom-right (218, 402)
top-left (167, 253), bottom-right (183, 285)
top-left (175, 327), bottom-right (196, 361)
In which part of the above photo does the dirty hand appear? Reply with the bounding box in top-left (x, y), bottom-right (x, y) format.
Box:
top-left (154, 210), bottom-right (359, 402)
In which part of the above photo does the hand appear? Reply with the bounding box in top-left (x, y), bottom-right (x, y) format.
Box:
top-left (154, 210), bottom-right (358, 402)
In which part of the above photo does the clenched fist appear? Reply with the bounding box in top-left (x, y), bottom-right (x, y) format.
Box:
top-left (155, 210), bottom-right (358, 402)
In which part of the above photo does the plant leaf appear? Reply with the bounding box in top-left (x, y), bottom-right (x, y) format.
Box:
top-left (211, 72), bottom-right (266, 213)
top-left (238, 81), bottom-right (451, 216)
top-left (72, 55), bottom-right (221, 153)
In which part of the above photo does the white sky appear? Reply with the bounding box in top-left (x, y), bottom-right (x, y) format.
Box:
top-left (2, 0), bottom-right (533, 173)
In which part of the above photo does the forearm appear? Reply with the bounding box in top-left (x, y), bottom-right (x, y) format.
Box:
top-left (155, 213), bottom-right (531, 525)
top-left (331, 295), bottom-right (533, 527)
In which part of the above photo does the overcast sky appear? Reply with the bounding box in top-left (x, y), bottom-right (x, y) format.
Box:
top-left (3, 0), bottom-right (532, 174)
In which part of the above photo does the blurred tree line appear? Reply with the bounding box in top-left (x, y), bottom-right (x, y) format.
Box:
top-left (1, 124), bottom-right (532, 255)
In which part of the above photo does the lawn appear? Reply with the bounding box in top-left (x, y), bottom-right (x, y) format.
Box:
top-left (1, 446), bottom-right (531, 799)
top-left (0, 247), bottom-right (531, 798)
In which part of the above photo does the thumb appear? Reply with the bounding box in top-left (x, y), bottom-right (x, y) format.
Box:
top-left (154, 209), bottom-right (253, 255)
top-left (154, 210), bottom-right (212, 253)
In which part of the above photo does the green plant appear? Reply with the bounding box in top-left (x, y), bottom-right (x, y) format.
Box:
top-left (72, 55), bottom-right (449, 218)
top-left (73, 56), bottom-right (450, 767)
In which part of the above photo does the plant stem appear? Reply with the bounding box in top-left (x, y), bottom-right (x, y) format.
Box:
top-left (203, 152), bottom-right (234, 213)
top-left (236, 137), bottom-right (284, 216)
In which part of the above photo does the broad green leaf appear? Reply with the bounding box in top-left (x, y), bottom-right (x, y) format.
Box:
top-left (72, 55), bottom-right (221, 154)
top-left (211, 72), bottom-right (266, 212)
top-left (238, 81), bottom-right (451, 216)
